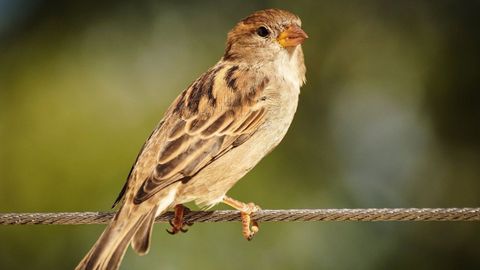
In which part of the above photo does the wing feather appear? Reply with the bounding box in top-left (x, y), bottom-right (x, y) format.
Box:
top-left (131, 64), bottom-right (269, 204)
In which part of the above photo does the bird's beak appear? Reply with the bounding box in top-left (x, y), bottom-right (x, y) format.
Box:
top-left (277, 25), bottom-right (308, 48)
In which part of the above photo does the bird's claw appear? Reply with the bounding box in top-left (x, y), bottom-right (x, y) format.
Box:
top-left (241, 207), bottom-right (260, 241)
top-left (166, 204), bottom-right (192, 235)
top-left (166, 226), bottom-right (189, 235)
top-left (222, 196), bottom-right (261, 241)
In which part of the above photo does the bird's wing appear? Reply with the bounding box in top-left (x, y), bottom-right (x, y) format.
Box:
top-left (130, 64), bottom-right (270, 204)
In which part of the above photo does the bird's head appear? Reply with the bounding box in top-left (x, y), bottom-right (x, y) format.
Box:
top-left (224, 9), bottom-right (308, 62)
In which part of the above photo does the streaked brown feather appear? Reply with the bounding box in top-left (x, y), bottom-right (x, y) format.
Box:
top-left (168, 120), bottom-right (186, 139)
top-left (131, 205), bottom-right (159, 255)
top-left (201, 111), bottom-right (235, 137)
top-left (158, 134), bottom-right (190, 163)
top-left (133, 64), bottom-right (269, 204)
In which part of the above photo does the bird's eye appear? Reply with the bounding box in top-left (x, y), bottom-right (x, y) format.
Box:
top-left (256, 26), bottom-right (270, 37)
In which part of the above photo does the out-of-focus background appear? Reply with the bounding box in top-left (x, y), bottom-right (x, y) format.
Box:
top-left (1, 0), bottom-right (479, 269)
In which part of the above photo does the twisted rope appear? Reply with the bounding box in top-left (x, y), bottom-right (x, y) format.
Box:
top-left (1, 208), bottom-right (479, 225)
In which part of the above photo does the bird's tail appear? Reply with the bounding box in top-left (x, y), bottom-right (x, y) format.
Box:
top-left (75, 203), bottom-right (161, 270)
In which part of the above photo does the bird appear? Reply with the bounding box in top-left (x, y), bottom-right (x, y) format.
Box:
top-left (76, 8), bottom-right (307, 270)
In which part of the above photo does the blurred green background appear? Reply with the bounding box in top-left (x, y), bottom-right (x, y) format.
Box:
top-left (1, 0), bottom-right (479, 269)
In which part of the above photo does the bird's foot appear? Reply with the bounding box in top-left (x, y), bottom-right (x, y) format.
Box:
top-left (166, 204), bottom-right (193, 235)
top-left (223, 196), bottom-right (261, 241)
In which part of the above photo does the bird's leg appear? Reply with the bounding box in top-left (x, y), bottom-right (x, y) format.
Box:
top-left (166, 204), bottom-right (192, 235)
top-left (222, 195), bottom-right (260, 241)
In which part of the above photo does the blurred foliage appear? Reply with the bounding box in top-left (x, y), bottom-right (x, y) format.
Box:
top-left (1, 0), bottom-right (479, 269)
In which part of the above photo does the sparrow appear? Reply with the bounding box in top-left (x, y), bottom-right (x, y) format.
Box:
top-left (76, 8), bottom-right (307, 270)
